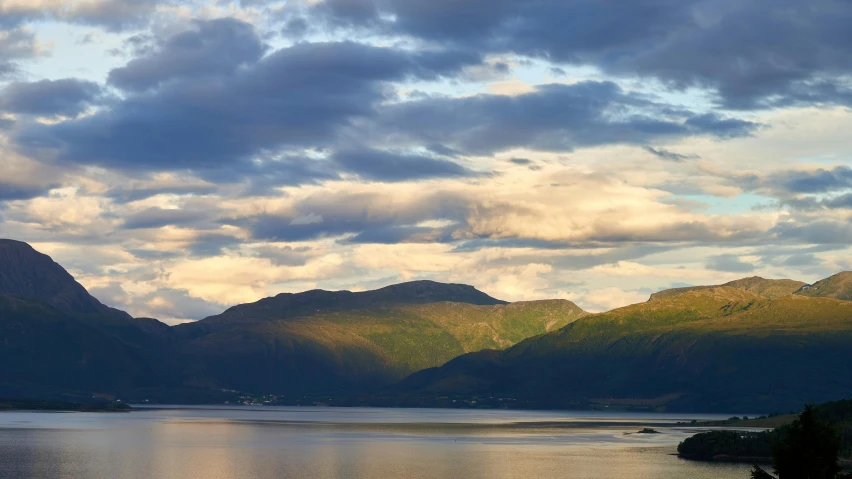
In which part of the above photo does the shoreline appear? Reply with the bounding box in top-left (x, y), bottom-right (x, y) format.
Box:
top-left (0, 398), bottom-right (131, 413)
top-left (679, 455), bottom-right (852, 468)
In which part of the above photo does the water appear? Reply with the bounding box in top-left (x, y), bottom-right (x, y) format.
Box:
top-left (0, 406), bottom-right (756, 479)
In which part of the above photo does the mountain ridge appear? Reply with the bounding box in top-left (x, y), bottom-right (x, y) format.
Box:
top-left (796, 272), bottom-right (852, 301)
top-left (0, 239), bottom-right (128, 318)
top-left (649, 276), bottom-right (808, 301)
top-left (203, 280), bottom-right (507, 325)
top-left (0, 239), bottom-right (586, 400)
top-left (3, 237), bottom-right (852, 412)
top-left (400, 285), bottom-right (852, 411)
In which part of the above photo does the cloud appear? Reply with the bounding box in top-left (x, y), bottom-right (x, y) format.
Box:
top-left (0, 26), bottom-right (39, 74)
top-left (332, 148), bottom-right (474, 181)
top-left (642, 145), bottom-right (700, 162)
top-left (1, 0), bottom-right (164, 31)
top-left (707, 164), bottom-right (852, 211)
top-left (13, 40), bottom-right (483, 178)
top-left (87, 282), bottom-right (225, 323)
top-left (160, 253), bottom-right (349, 306)
top-left (0, 79), bottom-right (101, 117)
top-left (5, 4), bottom-right (852, 323)
top-left (706, 253), bottom-right (756, 273)
top-left (185, 233), bottom-right (242, 256)
top-left (772, 220), bottom-right (852, 245)
top-left (311, 0), bottom-right (381, 28)
top-left (243, 189), bottom-right (468, 242)
top-left (561, 287), bottom-right (649, 313)
top-left (108, 18), bottom-right (268, 92)
top-left (824, 193), bottom-right (852, 209)
top-left (374, 82), bottom-right (759, 155)
top-left (235, 168), bottom-right (776, 246)
top-left (252, 244), bottom-right (313, 267)
top-left (0, 181), bottom-right (54, 200)
top-left (62, 0), bottom-right (163, 31)
top-left (104, 180), bottom-right (219, 204)
top-left (776, 166), bottom-right (852, 194)
top-left (782, 253), bottom-right (823, 268)
top-left (508, 158), bottom-right (532, 165)
top-left (507, 157), bottom-right (541, 170)
top-left (121, 206), bottom-right (214, 230)
top-left (0, 155), bottom-right (63, 202)
top-left (306, 0), bottom-right (852, 109)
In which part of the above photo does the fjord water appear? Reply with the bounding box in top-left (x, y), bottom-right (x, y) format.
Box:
top-left (0, 406), bottom-right (753, 479)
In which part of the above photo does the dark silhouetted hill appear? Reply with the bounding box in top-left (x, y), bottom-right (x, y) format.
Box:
top-left (0, 239), bottom-right (127, 317)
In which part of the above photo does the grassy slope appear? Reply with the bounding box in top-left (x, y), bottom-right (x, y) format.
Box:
top-left (796, 272), bottom-right (852, 301)
top-left (650, 277), bottom-right (807, 301)
top-left (403, 287), bottom-right (852, 412)
top-left (177, 300), bottom-right (587, 394)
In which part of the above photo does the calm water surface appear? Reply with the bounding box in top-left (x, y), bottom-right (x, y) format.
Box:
top-left (0, 406), bottom-right (756, 479)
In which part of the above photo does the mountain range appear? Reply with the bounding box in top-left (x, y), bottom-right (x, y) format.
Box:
top-left (0, 239), bottom-right (584, 401)
top-left (401, 276), bottom-right (852, 411)
top-left (1, 238), bottom-right (851, 411)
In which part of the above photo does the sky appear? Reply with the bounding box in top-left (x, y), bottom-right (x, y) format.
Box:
top-left (1, 0), bottom-right (851, 324)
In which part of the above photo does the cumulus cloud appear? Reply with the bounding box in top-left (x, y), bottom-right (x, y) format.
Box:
top-left (121, 206), bottom-right (214, 230)
top-left (0, 26), bottom-right (39, 74)
top-left (1, 0), bottom-right (164, 30)
top-left (332, 148), bottom-right (474, 181)
top-left (236, 168), bottom-right (777, 246)
top-left (13, 38), bottom-right (483, 181)
top-left (4, 5), bottom-right (852, 321)
top-left (561, 287), bottom-right (649, 313)
top-left (303, 0), bottom-right (852, 109)
top-left (374, 82), bottom-right (759, 155)
top-left (107, 18), bottom-right (268, 92)
top-left (0, 154), bottom-right (63, 202)
top-left (702, 162), bottom-right (852, 213)
top-left (706, 254), bottom-right (756, 273)
top-left (104, 177), bottom-right (219, 204)
top-left (87, 281), bottom-right (225, 323)
top-left (0, 182), bottom-right (50, 200)
top-left (0, 78), bottom-right (101, 117)
top-left (776, 166), bottom-right (852, 194)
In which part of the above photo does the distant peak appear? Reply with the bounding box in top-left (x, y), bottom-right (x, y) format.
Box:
top-left (0, 238), bottom-right (36, 249)
top-left (365, 280), bottom-right (505, 304)
top-left (206, 280), bottom-right (505, 322)
top-left (796, 272), bottom-right (852, 301)
top-left (0, 238), bottom-right (118, 315)
top-left (651, 276), bottom-right (806, 301)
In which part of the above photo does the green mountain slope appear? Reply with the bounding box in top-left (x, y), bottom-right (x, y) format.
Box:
top-left (175, 292), bottom-right (586, 394)
top-left (5, 237), bottom-right (852, 411)
top-left (650, 276), bottom-right (807, 301)
top-left (402, 286), bottom-right (852, 412)
top-left (796, 272), bottom-right (852, 301)
top-left (0, 239), bottom-right (589, 399)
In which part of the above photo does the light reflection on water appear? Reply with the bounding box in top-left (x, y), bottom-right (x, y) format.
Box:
top-left (0, 406), bottom-right (755, 479)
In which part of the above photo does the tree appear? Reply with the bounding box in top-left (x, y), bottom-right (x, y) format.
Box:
top-left (751, 405), bottom-right (847, 479)
top-left (751, 466), bottom-right (774, 479)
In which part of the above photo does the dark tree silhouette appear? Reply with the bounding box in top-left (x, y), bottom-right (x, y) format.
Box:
top-left (751, 405), bottom-right (849, 479)
top-left (751, 466), bottom-right (774, 479)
